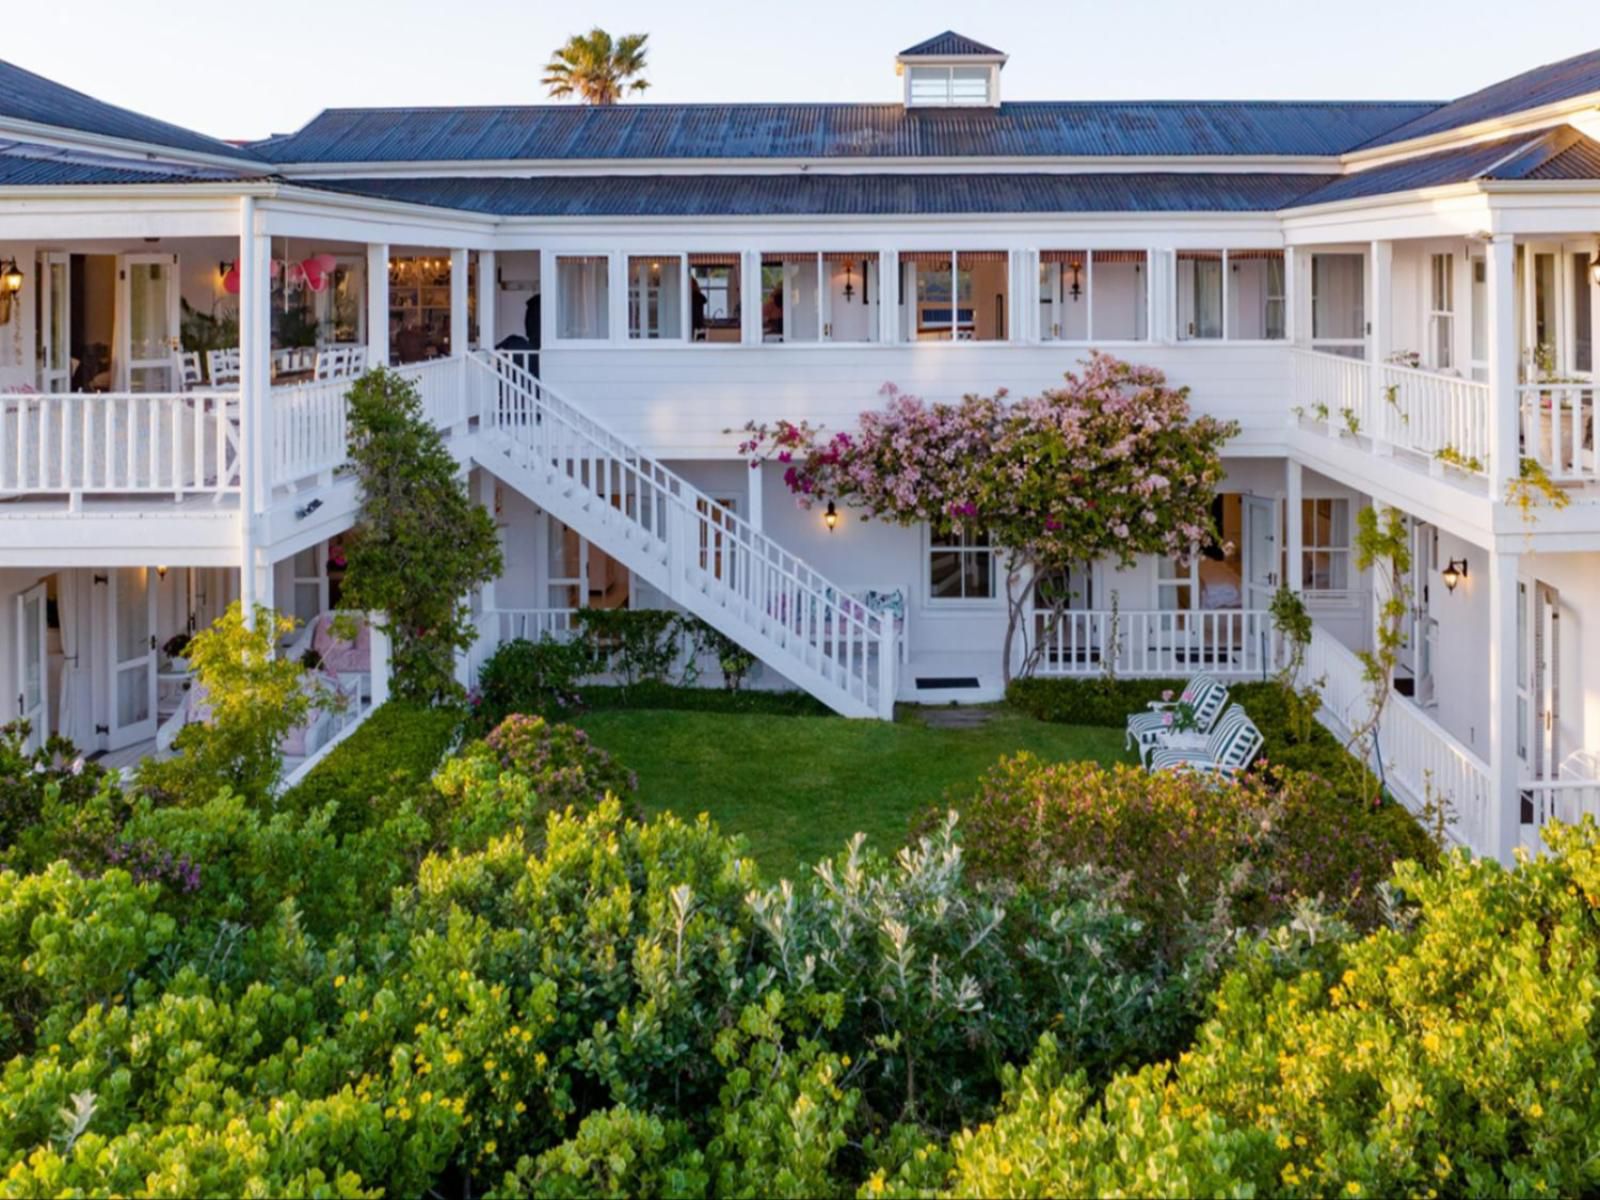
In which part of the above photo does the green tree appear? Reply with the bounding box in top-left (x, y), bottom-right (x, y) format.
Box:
top-left (138, 603), bottom-right (332, 806)
top-left (339, 367), bottom-right (503, 702)
top-left (543, 28), bottom-right (651, 104)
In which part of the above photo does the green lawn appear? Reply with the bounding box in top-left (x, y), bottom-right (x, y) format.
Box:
top-left (574, 708), bottom-right (1132, 874)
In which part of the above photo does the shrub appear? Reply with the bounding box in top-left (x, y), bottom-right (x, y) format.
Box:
top-left (575, 607), bottom-right (682, 686)
top-left (474, 636), bottom-right (592, 727)
top-left (0, 722), bottom-right (124, 874)
top-left (279, 700), bottom-right (462, 837)
top-left (887, 821), bottom-right (1600, 1199)
top-left (946, 756), bottom-right (1432, 939)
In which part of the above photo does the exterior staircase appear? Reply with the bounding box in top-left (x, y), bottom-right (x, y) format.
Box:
top-left (467, 352), bottom-right (896, 718)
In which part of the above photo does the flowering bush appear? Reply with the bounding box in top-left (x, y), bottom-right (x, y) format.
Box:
top-left (739, 354), bottom-right (1237, 679)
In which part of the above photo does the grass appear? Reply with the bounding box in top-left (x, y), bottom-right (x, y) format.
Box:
top-left (574, 707), bottom-right (1131, 874)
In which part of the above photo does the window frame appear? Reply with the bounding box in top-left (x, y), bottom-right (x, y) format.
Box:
top-left (905, 64), bottom-right (995, 108)
top-left (1039, 249), bottom-right (1150, 343)
top-left (925, 525), bottom-right (999, 606)
top-left (626, 252), bottom-right (688, 343)
top-left (899, 250), bottom-right (1011, 345)
top-left (1176, 249), bottom-right (1287, 343)
top-left (1427, 251), bottom-right (1455, 371)
top-left (758, 251), bottom-right (882, 345)
top-left (1300, 497), bottom-right (1352, 594)
top-left (553, 253), bottom-right (613, 344)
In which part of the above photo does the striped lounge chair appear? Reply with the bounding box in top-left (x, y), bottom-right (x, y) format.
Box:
top-left (1147, 705), bottom-right (1264, 777)
top-left (1125, 673), bottom-right (1229, 763)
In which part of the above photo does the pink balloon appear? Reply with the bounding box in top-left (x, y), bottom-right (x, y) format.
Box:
top-left (222, 266), bottom-right (241, 295)
top-left (303, 264), bottom-right (328, 293)
top-left (269, 260), bottom-right (282, 279)
top-left (310, 253), bottom-right (338, 273)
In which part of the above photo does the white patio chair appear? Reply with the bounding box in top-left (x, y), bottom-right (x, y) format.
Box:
top-left (1148, 706), bottom-right (1264, 778)
top-left (1125, 672), bottom-right (1229, 762)
top-left (206, 347), bottom-right (240, 386)
top-left (172, 351), bottom-right (203, 391)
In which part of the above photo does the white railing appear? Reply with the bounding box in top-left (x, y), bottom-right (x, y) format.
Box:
top-left (1520, 778), bottom-right (1600, 851)
top-left (1, 391), bottom-right (240, 499)
top-left (1305, 626), bottom-right (1494, 857)
top-left (473, 352), bottom-right (896, 718)
top-left (1519, 380), bottom-right (1597, 485)
top-left (1031, 609), bottom-right (1277, 678)
top-left (1380, 362), bottom-right (1490, 474)
top-left (271, 357), bottom-right (472, 489)
top-left (1292, 347), bottom-right (1372, 438)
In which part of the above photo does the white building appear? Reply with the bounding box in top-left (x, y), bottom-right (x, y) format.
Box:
top-left (2, 32), bottom-right (1599, 859)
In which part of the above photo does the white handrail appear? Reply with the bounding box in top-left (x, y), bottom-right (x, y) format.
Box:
top-left (1031, 609), bottom-right (1276, 678)
top-left (1380, 362), bottom-right (1490, 473)
top-left (474, 351), bottom-right (895, 717)
top-left (1519, 380), bottom-right (1596, 485)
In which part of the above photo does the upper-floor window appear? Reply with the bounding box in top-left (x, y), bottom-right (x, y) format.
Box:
top-left (1177, 249), bottom-right (1285, 341)
top-left (1428, 253), bottom-right (1455, 371)
top-left (900, 251), bottom-right (1010, 342)
top-left (1312, 252), bottom-right (1365, 358)
top-left (688, 254), bottom-right (742, 343)
top-left (1039, 249), bottom-right (1148, 341)
top-left (759, 252), bottom-right (880, 343)
top-left (907, 65), bottom-right (993, 106)
top-left (1302, 498), bottom-right (1351, 591)
top-left (557, 255), bottom-right (609, 340)
top-left (628, 255), bottom-right (684, 340)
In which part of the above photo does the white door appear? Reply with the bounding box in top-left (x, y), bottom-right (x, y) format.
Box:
top-left (116, 253), bottom-right (180, 392)
top-left (107, 567), bottom-right (158, 750)
top-left (1243, 495), bottom-right (1278, 608)
top-left (14, 583), bottom-right (48, 751)
top-left (37, 252), bottom-right (71, 392)
top-left (1532, 581), bottom-right (1560, 780)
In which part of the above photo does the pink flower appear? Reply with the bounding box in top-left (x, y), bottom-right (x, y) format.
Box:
top-left (1161, 690), bottom-right (1174, 702)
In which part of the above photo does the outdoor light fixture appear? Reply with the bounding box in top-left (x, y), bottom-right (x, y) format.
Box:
top-left (0, 259), bottom-right (21, 325)
top-left (842, 261), bottom-right (856, 303)
top-left (1442, 557), bottom-right (1468, 592)
top-left (1068, 259), bottom-right (1083, 301)
top-left (156, 565), bottom-right (168, 580)
top-left (824, 500), bottom-right (839, 532)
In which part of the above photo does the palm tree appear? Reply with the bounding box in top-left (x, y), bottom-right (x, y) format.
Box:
top-left (543, 29), bottom-right (651, 105)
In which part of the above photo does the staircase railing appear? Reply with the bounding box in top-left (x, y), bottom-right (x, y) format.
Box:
top-left (471, 351), bottom-right (895, 717)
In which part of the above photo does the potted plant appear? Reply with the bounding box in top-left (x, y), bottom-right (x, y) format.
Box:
top-left (162, 632), bottom-right (193, 672)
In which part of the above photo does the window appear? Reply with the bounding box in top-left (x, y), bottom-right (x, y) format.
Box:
top-left (1428, 253), bottom-right (1455, 370)
top-left (1573, 253), bottom-right (1593, 374)
top-left (900, 251), bottom-right (1008, 342)
top-left (628, 255), bottom-right (683, 340)
top-left (1157, 554), bottom-right (1195, 611)
top-left (1470, 256), bottom-right (1487, 380)
top-left (1302, 498), bottom-right (1351, 591)
top-left (929, 528), bottom-right (994, 600)
top-left (1311, 253), bottom-right (1366, 358)
top-left (1039, 250), bottom-right (1148, 341)
top-left (688, 254), bottom-right (741, 343)
top-left (557, 255), bottom-right (609, 340)
top-left (906, 65), bottom-right (992, 107)
top-left (1177, 250), bottom-right (1285, 341)
top-left (291, 545), bottom-right (326, 624)
top-left (759, 252), bottom-right (880, 343)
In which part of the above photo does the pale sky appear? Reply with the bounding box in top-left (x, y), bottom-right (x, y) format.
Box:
top-left (10, 0), bottom-right (1600, 143)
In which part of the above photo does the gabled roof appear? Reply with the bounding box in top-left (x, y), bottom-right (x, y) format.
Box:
top-left (252, 101), bottom-right (1437, 165)
top-left (307, 172), bottom-right (1330, 217)
top-left (898, 31), bottom-right (1004, 58)
top-left (1290, 125), bottom-right (1600, 206)
top-left (0, 139), bottom-right (264, 186)
top-left (1357, 48), bottom-right (1600, 150)
top-left (0, 59), bottom-right (260, 163)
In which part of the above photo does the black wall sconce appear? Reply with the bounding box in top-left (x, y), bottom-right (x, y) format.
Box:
top-left (824, 500), bottom-right (839, 532)
top-left (1442, 557), bottom-right (1468, 592)
top-left (1068, 259), bottom-right (1083, 301)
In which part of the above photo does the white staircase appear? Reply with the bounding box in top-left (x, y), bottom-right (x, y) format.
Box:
top-left (467, 352), bottom-right (896, 718)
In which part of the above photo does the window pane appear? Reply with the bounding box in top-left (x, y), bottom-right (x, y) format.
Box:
top-left (964, 549), bottom-right (993, 596)
top-left (958, 251), bottom-right (1008, 342)
top-left (1534, 253), bottom-right (1556, 354)
top-left (905, 252), bottom-right (953, 341)
top-left (1177, 252), bottom-right (1223, 340)
top-left (689, 255), bottom-right (741, 343)
top-left (950, 66), bottom-right (991, 105)
top-left (629, 256), bottom-right (683, 340)
top-left (1226, 251), bottom-right (1284, 340)
top-left (823, 253), bottom-right (879, 342)
top-left (761, 254), bottom-right (818, 342)
top-left (557, 256), bottom-right (609, 339)
top-left (1311, 253), bottom-right (1365, 342)
top-left (929, 550), bottom-right (964, 598)
top-left (1470, 258), bottom-right (1487, 371)
top-left (1091, 251), bottom-right (1148, 340)
top-left (908, 66), bottom-right (950, 105)
top-left (1574, 254), bottom-right (1593, 374)
top-left (1039, 251), bottom-right (1087, 341)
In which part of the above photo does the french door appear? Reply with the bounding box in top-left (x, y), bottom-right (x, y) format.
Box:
top-left (14, 583), bottom-right (48, 751)
top-left (107, 567), bottom-right (158, 750)
top-left (1529, 581), bottom-right (1560, 780)
top-left (1243, 495), bottom-right (1279, 609)
top-left (36, 252), bottom-right (71, 392)
top-left (116, 253), bottom-right (180, 392)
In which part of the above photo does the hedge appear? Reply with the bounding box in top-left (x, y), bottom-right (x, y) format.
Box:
top-left (279, 700), bottom-right (463, 834)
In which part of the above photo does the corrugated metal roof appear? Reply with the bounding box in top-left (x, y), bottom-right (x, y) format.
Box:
top-left (251, 100), bottom-right (1438, 164)
top-left (899, 31), bottom-right (1004, 57)
top-left (1358, 48), bottom-right (1600, 150)
top-left (0, 140), bottom-right (262, 186)
top-left (1291, 126), bottom-right (1600, 205)
top-left (307, 172), bottom-right (1330, 216)
top-left (0, 59), bottom-right (260, 162)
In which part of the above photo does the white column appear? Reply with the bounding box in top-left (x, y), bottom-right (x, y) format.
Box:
top-left (748, 460), bottom-right (764, 533)
top-left (1487, 549), bottom-right (1520, 862)
top-left (1283, 246), bottom-right (1298, 346)
top-left (370, 615), bottom-right (391, 706)
top-left (450, 248), bottom-right (469, 357)
top-left (1285, 459), bottom-right (1304, 593)
top-left (476, 249), bottom-right (496, 350)
top-left (1369, 240), bottom-right (1392, 453)
top-left (1486, 234), bottom-right (1519, 497)
top-left (238, 199), bottom-right (271, 630)
top-left (366, 243), bottom-right (389, 366)
top-left (880, 250), bottom-right (899, 344)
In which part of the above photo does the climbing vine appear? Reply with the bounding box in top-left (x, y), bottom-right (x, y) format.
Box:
top-left (1348, 505), bottom-right (1411, 808)
top-left (339, 368), bottom-right (503, 702)
top-left (1268, 585), bottom-right (1321, 745)
top-left (1505, 456), bottom-right (1570, 524)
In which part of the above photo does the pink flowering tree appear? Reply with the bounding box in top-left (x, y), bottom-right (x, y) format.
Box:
top-left (738, 354), bottom-right (1237, 682)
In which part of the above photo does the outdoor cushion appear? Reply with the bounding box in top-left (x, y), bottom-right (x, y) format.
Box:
top-left (1124, 673), bottom-right (1226, 751)
top-left (1148, 706), bottom-right (1263, 776)
top-left (309, 613), bottom-right (370, 674)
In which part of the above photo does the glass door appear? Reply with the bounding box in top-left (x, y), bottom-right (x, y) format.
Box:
top-left (1531, 581), bottom-right (1560, 780)
top-left (1310, 253), bottom-right (1366, 358)
top-left (107, 567), bottom-right (157, 750)
top-left (36, 252), bottom-right (71, 392)
top-left (13, 582), bottom-right (48, 751)
top-left (1243, 495), bottom-right (1279, 609)
top-left (116, 253), bottom-right (180, 392)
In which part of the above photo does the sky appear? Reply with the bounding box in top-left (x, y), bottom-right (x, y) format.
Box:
top-left (9, 0), bottom-right (1600, 142)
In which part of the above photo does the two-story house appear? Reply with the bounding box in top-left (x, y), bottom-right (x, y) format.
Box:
top-left (2, 32), bottom-right (1599, 860)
